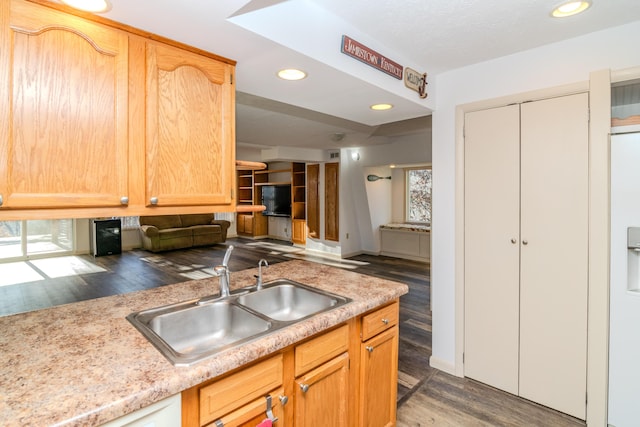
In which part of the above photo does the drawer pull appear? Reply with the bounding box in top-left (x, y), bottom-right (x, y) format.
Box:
top-left (381, 318), bottom-right (389, 325)
top-left (120, 196), bottom-right (129, 205)
top-left (300, 383), bottom-right (310, 393)
top-left (366, 345), bottom-right (374, 353)
top-left (150, 197), bottom-right (158, 205)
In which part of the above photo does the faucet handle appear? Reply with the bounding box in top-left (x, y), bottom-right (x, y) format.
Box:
top-left (213, 265), bottom-right (228, 276)
top-left (213, 265), bottom-right (230, 298)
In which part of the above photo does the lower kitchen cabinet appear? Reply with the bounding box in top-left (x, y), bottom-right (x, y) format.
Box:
top-left (210, 387), bottom-right (285, 427)
top-left (294, 353), bottom-right (349, 427)
top-left (181, 301), bottom-right (400, 427)
top-left (182, 355), bottom-right (283, 427)
top-left (358, 302), bottom-right (399, 427)
top-left (360, 327), bottom-right (399, 427)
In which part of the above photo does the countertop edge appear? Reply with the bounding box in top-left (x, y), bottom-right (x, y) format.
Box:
top-left (0, 259), bottom-right (409, 426)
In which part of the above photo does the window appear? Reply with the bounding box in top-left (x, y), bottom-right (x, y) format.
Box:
top-left (0, 219), bottom-right (74, 262)
top-left (406, 167), bottom-right (432, 224)
top-left (117, 216), bottom-right (140, 230)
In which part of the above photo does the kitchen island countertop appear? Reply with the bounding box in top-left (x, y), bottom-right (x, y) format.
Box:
top-left (0, 259), bottom-right (408, 426)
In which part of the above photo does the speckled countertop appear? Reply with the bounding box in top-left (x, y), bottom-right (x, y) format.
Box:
top-left (0, 260), bottom-right (408, 426)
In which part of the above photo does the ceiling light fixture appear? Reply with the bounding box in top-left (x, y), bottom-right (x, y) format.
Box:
top-left (60, 0), bottom-right (111, 12)
top-left (277, 69), bottom-right (307, 81)
top-left (551, 1), bottom-right (591, 18)
top-left (370, 103), bottom-right (393, 111)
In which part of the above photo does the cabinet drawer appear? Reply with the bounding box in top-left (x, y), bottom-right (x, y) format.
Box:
top-left (207, 387), bottom-right (285, 427)
top-left (200, 355), bottom-right (283, 426)
top-left (361, 302), bottom-right (399, 341)
top-left (295, 324), bottom-right (349, 376)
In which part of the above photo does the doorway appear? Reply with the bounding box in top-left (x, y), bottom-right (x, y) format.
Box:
top-left (0, 219), bottom-right (74, 262)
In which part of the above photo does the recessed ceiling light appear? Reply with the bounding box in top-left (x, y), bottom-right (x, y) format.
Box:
top-left (370, 103), bottom-right (393, 111)
top-left (277, 69), bottom-right (307, 81)
top-left (551, 1), bottom-right (591, 18)
top-left (60, 0), bottom-right (111, 12)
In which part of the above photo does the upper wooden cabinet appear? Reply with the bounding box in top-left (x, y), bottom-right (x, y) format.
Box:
top-left (143, 41), bottom-right (235, 208)
top-left (0, 0), bottom-right (236, 218)
top-left (0, 0), bottom-right (129, 209)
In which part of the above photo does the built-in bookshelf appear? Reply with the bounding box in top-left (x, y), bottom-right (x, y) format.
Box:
top-left (236, 162), bottom-right (306, 242)
top-left (291, 162), bottom-right (306, 244)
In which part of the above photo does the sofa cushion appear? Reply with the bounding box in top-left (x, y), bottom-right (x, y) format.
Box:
top-left (158, 228), bottom-right (192, 240)
top-left (140, 215), bottom-right (182, 230)
top-left (190, 225), bottom-right (222, 236)
top-left (158, 236), bottom-right (193, 251)
top-left (180, 213), bottom-right (215, 227)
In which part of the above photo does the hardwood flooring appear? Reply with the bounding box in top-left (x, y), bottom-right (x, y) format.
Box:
top-left (0, 237), bottom-right (585, 426)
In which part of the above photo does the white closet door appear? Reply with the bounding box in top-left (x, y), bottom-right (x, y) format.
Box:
top-left (519, 93), bottom-right (589, 420)
top-left (464, 105), bottom-right (521, 394)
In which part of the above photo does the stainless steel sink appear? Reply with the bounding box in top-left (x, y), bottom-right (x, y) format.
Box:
top-left (127, 300), bottom-right (272, 366)
top-left (127, 279), bottom-right (351, 366)
top-left (237, 279), bottom-right (346, 321)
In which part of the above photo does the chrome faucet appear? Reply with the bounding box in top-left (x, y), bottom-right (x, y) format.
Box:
top-left (256, 259), bottom-right (269, 290)
top-left (214, 245), bottom-right (234, 297)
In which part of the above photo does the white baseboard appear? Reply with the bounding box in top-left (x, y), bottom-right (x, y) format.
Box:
top-left (340, 249), bottom-right (363, 258)
top-left (429, 355), bottom-right (458, 376)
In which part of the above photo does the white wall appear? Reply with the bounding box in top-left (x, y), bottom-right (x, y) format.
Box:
top-left (363, 165), bottom-right (393, 254)
top-left (430, 20), bottom-right (640, 372)
top-left (339, 136), bottom-right (431, 257)
top-left (390, 168), bottom-right (405, 222)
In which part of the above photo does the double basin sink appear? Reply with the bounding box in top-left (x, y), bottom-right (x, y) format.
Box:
top-left (127, 279), bottom-right (351, 366)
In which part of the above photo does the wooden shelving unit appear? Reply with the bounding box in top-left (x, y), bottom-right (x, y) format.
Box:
top-left (236, 170), bottom-right (255, 235)
top-left (291, 162), bottom-right (306, 244)
top-left (236, 162), bottom-right (307, 243)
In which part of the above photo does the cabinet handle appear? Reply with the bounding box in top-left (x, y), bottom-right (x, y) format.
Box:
top-left (0, 194), bottom-right (3, 207)
top-left (522, 240), bottom-right (528, 245)
top-left (511, 238), bottom-right (517, 244)
top-left (366, 345), bottom-right (374, 353)
top-left (279, 395), bottom-right (288, 406)
top-left (120, 196), bottom-right (129, 205)
top-left (150, 197), bottom-right (158, 205)
top-left (300, 383), bottom-right (310, 393)
top-left (381, 318), bottom-right (389, 325)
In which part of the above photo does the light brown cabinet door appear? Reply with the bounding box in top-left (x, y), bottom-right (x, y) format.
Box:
top-left (145, 41), bottom-right (234, 207)
top-left (1, 0), bottom-right (129, 208)
top-left (360, 326), bottom-right (398, 427)
top-left (210, 387), bottom-right (284, 427)
top-left (324, 162), bottom-right (339, 241)
top-left (292, 219), bottom-right (306, 244)
top-left (294, 352), bottom-right (349, 427)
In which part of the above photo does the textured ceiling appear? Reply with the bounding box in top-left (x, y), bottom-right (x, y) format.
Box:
top-left (97, 0), bottom-right (640, 150)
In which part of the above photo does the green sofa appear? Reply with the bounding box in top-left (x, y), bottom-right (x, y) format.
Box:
top-left (139, 214), bottom-right (230, 253)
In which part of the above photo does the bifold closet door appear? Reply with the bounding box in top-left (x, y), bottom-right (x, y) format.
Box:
top-left (464, 104), bottom-right (521, 394)
top-left (519, 93), bottom-right (588, 420)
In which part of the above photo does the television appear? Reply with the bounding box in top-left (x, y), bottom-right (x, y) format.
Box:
top-left (261, 184), bottom-right (291, 217)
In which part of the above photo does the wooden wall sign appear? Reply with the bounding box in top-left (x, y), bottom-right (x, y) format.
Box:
top-left (341, 35), bottom-right (403, 80)
top-left (404, 67), bottom-right (428, 99)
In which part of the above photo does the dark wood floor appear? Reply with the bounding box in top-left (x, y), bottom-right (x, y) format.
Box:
top-left (0, 237), bottom-right (585, 426)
